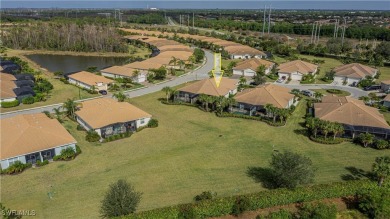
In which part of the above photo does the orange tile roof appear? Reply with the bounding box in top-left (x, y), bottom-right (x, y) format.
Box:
top-left (75, 98), bottom-right (152, 129)
top-left (233, 58), bottom-right (275, 71)
top-left (68, 71), bottom-right (113, 87)
top-left (334, 63), bottom-right (377, 79)
top-left (101, 66), bottom-right (141, 77)
top-left (314, 95), bottom-right (389, 129)
top-left (1, 113), bottom-right (77, 160)
top-left (0, 73), bottom-right (17, 99)
top-left (278, 60), bottom-right (318, 74)
top-left (178, 78), bottom-right (238, 96)
top-left (235, 84), bottom-right (294, 108)
top-left (123, 61), bottom-right (163, 70)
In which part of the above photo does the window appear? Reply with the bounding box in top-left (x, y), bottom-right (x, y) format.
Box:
top-left (8, 157), bottom-right (19, 166)
top-left (140, 118), bottom-right (145, 124)
top-left (239, 104), bottom-right (244, 110)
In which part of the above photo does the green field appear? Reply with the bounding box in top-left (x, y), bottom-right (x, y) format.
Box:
top-left (2, 88), bottom-right (389, 218)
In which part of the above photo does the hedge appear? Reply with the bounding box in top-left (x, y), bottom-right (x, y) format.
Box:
top-left (121, 180), bottom-right (374, 219)
top-left (326, 89), bottom-right (342, 94)
top-left (309, 136), bottom-right (346, 145)
top-left (217, 112), bottom-right (285, 127)
top-left (103, 132), bottom-right (132, 143)
top-left (1, 99), bottom-right (20, 108)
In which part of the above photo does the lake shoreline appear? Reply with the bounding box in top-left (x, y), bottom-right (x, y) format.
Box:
top-left (7, 49), bottom-right (131, 58)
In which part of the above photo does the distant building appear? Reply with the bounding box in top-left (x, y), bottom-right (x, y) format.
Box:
top-left (277, 60), bottom-right (318, 81)
top-left (0, 73), bottom-right (35, 103)
top-left (233, 58), bottom-right (275, 76)
top-left (101, 66), bottom-right (147, 83)
top-left (0, 113), bottom-right (77, 169)
top-left (314, 95), bottom-right (390, 138)
top-left (68, 71), bottom-right (113, 91)
top-left (175, 78), bottom-right (238, 103)
top-left (234, 84), bottom-right (295, 116)
top-left (333, 63), bottom-right (377, 86)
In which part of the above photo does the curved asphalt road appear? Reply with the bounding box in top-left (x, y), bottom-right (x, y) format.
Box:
top-left (0, 50), bottom-right (214, 119)
top-left (279, 84), bottom-right (369, 98)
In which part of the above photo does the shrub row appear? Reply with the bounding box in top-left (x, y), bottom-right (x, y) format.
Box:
top-left (123, 180), bottom-right (374, 219)
top-left (53, 145), bottom-right (81, 161)
top-left (217, 112), bottom-right (285, 127)
top-left (0, 99), bottom-right (20, 108)
top-left (36, 160), bottom-right (49, 167)
top-left (1, 161), bottom-right (32, 175)
top-left (309, 135), bottom-right (346, 145)
top-left (326, 89), bottom-right (342, 94)
top-left (160, 100), bottom-right (198, 108)
top-left (147, 119), bottom-right (159, 128)
top-left (103, 132), bottom-right (132, 143)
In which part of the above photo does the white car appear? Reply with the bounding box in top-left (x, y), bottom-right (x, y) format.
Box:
top-left (276, 78), bottom-right (285, 83)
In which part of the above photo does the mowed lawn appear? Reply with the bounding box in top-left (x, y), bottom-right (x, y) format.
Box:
top-left (2, 89), bottom-right (390, 218)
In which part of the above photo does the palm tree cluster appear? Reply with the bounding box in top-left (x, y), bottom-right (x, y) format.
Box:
top-left (305, 117), bottom-right (344, 140)
top-left (197, 94), bottom-right (236, 113)
top-left (264, 104), bottom-right (291, 124)
top-left (62, 99), bottom-right (82, 120)
top-left (161, 86), bottom-right (178, 102)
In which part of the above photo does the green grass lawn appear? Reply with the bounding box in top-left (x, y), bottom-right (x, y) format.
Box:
top-left (376, 66), bottom-right (390, 84)
top-left (309, 89), bottom-right (351, 97)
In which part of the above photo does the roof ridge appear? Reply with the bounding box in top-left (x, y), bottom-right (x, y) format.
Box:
top-left (350, 101), bottom-right (388, 126)
top-left (264, 85), bottom-right (285, 108)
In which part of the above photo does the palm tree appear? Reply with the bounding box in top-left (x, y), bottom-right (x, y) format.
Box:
top-left (53, 107), bottom-right (63, 123)
top-left (265, 104), bottom-right (277, 122)
top-left (178, 60), bottom-right (185, 70)
top-left (162, 86), bottom-right (173, 102)
top-left (359, 132), bottom-right (374, 147)
top-left (278, 108), bottom-right (290, 124)
top-left (291, 89), bottom-right (301, 98)
top-left (306, 117), bottom-right (320, 138)
top-left (113, 91), bottom-right (127, 102)
top-left (320, 120), bottom-right (332, 139)
top-left (215, 96), bottom-right (228, 114)
top-left (225, 94), bottom-right (236, 113)
top-left (198, 94), bottom-right (208, 110)
top-left (187, 55), bottom-right (196, 68)
top-left (313, 91), bottom-right (324, 102)
top-left (62, 98), bottom-right (81, 119)
top-left (331, 122), bottom-right (344, 140)
top-left (90, 85), bottom-right (96, 93)
top-left (132, 69), bottom-right (140, 78)
top-left (169, 56), bottom-right (178, 68)
top-left (205, 95), bottom-right (213, 112)
top-left (372, 156), bottom-right (390, 186)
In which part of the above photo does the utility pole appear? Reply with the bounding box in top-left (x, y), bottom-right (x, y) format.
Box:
top-left (333, 19), bottom-right (337, 38)
top-left (188, 14), bottom-right (190, 27)
top-left (262, 5), bottom-right (266, 36)
top-left (341, 18), bottom-right (346, 47)
top-left (267, 5), bottom-right (271, 35)
top-left (313, 22), bottom-right (318, 44)
top-left (317, 22), bottom-right (321, 44)
top-left (311, 22), bottom-right (315, 43)
top-left (193, 12), bottom-right (195, 28)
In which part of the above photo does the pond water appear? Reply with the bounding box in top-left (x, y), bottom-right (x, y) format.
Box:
top-left (26, 54), bottom-right (130, 73)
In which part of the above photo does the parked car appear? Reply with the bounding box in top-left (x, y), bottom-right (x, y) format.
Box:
top-left (276, 78), bottom-right (285, 83)
top-left (363, 85), bottom-right (381, 91)
top-left (350, 82), bottom-right (357, 87)
top-left (301, 90), bottom-right (313, 97)
top-left (99, 90), bottom-right (108, 95)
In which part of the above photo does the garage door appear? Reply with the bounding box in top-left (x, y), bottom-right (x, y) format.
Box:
top-left (291, 73), bottom-right (302, 80)
top-left (333, 76), bottom-right (345, 85)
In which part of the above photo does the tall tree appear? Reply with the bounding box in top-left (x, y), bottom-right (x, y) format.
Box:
top-left (161, 86), bottom-right (173, 102)
top-left (372, 156), bottom-right (390, 187)
top-left (113, 91), bottom-right (127, 102)
top-left (269, 150), bottom-right (316, 189)
top-left (359, 133), bottom-right (375, 148)
top-left (62, 99), bottom-right (81, 119)
top-left (100, 179), bottom-right (142, 218)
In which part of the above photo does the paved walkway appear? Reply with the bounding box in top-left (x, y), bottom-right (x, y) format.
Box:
top-left (0, 50), bottom-right (214, 119)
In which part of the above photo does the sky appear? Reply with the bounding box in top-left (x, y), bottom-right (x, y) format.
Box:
top-left (1, 0), bottom-right (389, 10)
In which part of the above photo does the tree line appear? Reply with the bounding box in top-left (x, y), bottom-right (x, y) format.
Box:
top-left (195, 19), bottom-right (390, 41)
top-left (2, 22), bottom-right (129, 53)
